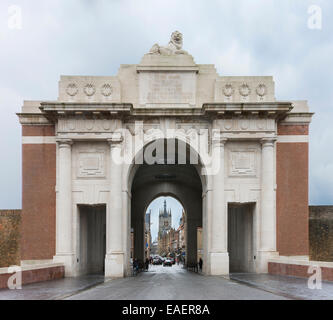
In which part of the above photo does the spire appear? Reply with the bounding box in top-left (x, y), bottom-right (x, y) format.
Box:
top-left (161, 199), bottom-right (167, 217)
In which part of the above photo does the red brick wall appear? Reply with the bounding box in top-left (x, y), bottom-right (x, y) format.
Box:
top-left (22, 125), bottom-right (55, 136)
top-left (276, 124), bottom-right (309, 256)
top-left (277, 124), bottom-right (309, 135)
top-left (21, 125), bottom-right (56, 260)
top-left (268, 262), bottom-right (333, 282)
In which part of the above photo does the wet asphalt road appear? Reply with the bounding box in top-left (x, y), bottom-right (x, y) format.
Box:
top-left (65, 265), bottom-right (286, 300)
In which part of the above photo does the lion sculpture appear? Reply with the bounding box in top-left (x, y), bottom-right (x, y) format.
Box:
top-left (149, 31), bottom-right (188, 55)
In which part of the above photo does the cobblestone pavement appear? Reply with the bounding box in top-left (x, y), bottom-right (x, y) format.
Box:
top-left (0, 265), bottom-right (332, 300)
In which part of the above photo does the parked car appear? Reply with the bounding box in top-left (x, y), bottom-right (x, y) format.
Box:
top-left (153, 258), bottom-right (162, 265)
top-left (163, 259), bottom-right (172, 267)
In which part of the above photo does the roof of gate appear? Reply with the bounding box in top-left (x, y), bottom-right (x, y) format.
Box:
top-left (17, 32), bottom-right (313, 123)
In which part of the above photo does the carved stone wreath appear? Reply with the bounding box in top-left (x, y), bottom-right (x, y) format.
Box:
top-left (223, 84), bottom-right (234, 97)
top-left (239, 83), bottom-right (251, 97)
top-left (256, 83), bottom-right (267, 97)
top-left (66, 83), bottom-right (78, 97)
top-left (101, 84), bottom-right (112, 97)
top-left (84, 84), bottom-right (96, 96)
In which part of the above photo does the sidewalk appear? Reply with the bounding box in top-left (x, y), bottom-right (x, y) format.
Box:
top-left (0, 274), bottom-right (105, 300)
top-left (230, 273), bottom-right (333, 300)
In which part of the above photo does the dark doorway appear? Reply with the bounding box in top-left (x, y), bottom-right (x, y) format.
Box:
top-left (228, 203), bottom-right (255, 273)
top-left (79, 204), bottom-right (106, 274)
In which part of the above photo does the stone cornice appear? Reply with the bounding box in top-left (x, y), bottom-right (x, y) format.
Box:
top-left (136, 65), bottom-right (199, 73)
top-left (17, 101), bottom-right (314, 125)
top-left (17, 113), bottom-right (52, 125)
top-left (130, 107), bottom-right (203, 117)
top-left (39, 102), bottom-right (132, 122)
top-left (40, 102), bottom-right (132, 113)
top-left (203, 102), bottom-right (293, 119)
top-left (279, 112), bottom-right (314, 125)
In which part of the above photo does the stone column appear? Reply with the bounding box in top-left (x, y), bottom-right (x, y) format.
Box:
top-left (105, 133), bottom-right (124, 277)
top-left (123, 190), bottom-right (131, 277)
top-left (202, 188), bottom-right (210, 275)
top-left (258, 138), bottom-right (278, 272)
top-left (53, 139), bottom-right (74, 276)
top-left (209, 131), bottom-right (229, 275)
top-left (186, 216), bottom-right (197, 265)
top-left (134, 217), bottom-right (145, 262)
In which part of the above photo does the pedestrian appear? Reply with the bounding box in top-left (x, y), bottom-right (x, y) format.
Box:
top-left (145, 258), bottom-right (149, 271)
top-left (199, 257), bottom-right (203, 272)
top-left (133, 259), bottom-right (138, 275)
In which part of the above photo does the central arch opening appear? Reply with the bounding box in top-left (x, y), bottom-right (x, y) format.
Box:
top-left (128, 138), bottom-right (205, 275)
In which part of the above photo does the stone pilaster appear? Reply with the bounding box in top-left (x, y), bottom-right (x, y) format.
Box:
top-left (53, 139), bottom-right (74, 276)
top-left (209, 131), bottom-right (229, 275)
top-left (257, 138), bottom-right (278, 272)
top-left (105, 133), bottom-right (124, 277)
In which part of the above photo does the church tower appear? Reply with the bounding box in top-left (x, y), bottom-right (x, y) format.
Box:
top-left (158, 199), bottom-right (172, 237)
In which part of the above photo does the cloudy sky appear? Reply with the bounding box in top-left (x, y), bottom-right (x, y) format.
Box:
top-left (0, 0), bottom-right (332, 209)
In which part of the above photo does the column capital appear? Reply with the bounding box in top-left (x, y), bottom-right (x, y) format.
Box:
top-left (56, 138), bottom-right (73, 147)
top-left (260, 137), bottom-right (276, 147)
top-left (212, 131), bottom-right (227, 147)
top-left (107, 132), bottom-right (123, 147)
